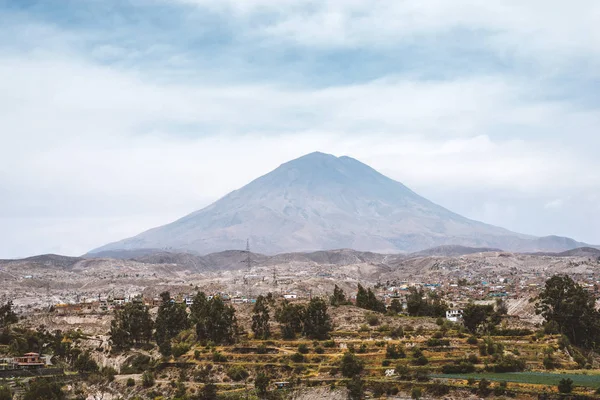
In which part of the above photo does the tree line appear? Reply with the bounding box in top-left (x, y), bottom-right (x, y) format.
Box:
top-left (110, 291), bottom-right (334, 355)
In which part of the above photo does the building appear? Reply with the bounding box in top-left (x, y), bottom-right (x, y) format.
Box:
top-left (446, 309), bottom-right (463, 322)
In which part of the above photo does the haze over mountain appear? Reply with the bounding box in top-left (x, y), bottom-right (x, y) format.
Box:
top-left (90, 152), bottom-right (593, 255)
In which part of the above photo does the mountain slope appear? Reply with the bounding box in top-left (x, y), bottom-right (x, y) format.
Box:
top-left (89, 152), bottom-right (592, 255)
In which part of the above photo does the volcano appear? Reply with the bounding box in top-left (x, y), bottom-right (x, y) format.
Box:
top-left (90, 152), bottom-right (590, 255)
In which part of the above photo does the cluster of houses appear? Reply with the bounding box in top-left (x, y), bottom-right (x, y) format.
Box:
top-left (53, 290), bottom-right (304, 315)
top-left (0, 353), bottom-right (48, 371)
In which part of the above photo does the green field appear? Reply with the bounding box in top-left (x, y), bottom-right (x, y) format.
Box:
top-left (434, 372), bottom-right (600, 389)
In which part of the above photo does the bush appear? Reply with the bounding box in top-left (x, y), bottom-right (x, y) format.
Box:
top-left (366, 313), bottom-right (380, 326)
top-left (466, 336), bottom-right (478, 345)
top-left (385, 344), bottom-right (405, 359)
top-left (558, 378), bottom-right (573, 394)
top-left (298, 343), bottom-right (309, 354)
top-left (323, 340), bottom-right (336, 348)
top-left (426, 338), bottom-right (450, 347)
top-left (290, 352), bottom-right (305, 363)
top-left (340, 352), bottom-right (364, 378)
top-left (412, 355), bottom-right (429, 366)
top-left (141, 371), bottom-right (155, 388)
top-left (487, 355), bottom-right (525, 373)
top-left (395, 364), bottom-right (411, 380)
top-left (172, 343), bottom-right (191, 358)
top-left (478, 378), bottom-right (491, 396)
top-left (126, 378), bottom-right (135, 387)
top-left (120, 354), bottom-right (152, 374)
top-left (441, 360), bottom-right (475, 374)
top-left (256, 344), bottom-right (267, 354)
top-left (428, 381), bottom-right (450, 396)
top-left (314, 346), bottom-right (324, 354)
top-left (411, 387), bottom-right (422, 400)
top-left (390, 326), bottom-right (404, 338)
top-left (227, 365), bottom-right (249, 381)
top-left (211, 351), bottom-right (227, 362)
top-left (0, 386), bottom-right (12, 400)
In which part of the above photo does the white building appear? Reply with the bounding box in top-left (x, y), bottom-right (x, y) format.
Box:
top-left (446, 309), bottom-right (463, 322)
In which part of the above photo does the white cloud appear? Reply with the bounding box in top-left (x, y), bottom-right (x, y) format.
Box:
top-left (175, 0), bottom-right (600, 68)
top-left (1, 2), bottom-right (599, 257)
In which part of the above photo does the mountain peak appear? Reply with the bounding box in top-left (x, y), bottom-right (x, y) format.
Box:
top-left (89, 153), bottom-right (592, 256)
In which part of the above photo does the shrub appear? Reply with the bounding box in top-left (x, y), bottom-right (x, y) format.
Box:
top-left (227, 365), bottom-right (249, 381)
top-left (340, 352), bottom-right (364, 378)
top-left (126, 378), bottom-right (135, 387)
top-left (382, 359), bottom-right (391, 367)
top-left (386, 344), bottom-right (405, 359)
top-left (211, 351), bottom-right (227, 362)
top-left (426, 338), bottom-right (450, 347)
top-left (441, 360), bottom-right (475, 374)
top-left (466, 336), bottom-right (478, 345)
top-left (467, 354), bottom-right (479, 364)
top-left (558, 378), bottom-right (573, 394)
top-left (256, 344), bottom-right (267, 354)
top-left (487, 354), bottom-right (525, 373)
top-left (411, 387), bottom-right (422, 400)
top-left (412, 355), bottom-right (429, 366)
top-left (395, 364), bottom-right (411, 380)
top-left (298, 343), bottom-right (309, 354)
top-left (478, 378), bottom-right (491, 396)
top-left (390, 326), bottom-right (404, 338)
top-left (314, 346), bottom-right (325, 354)
top-left (366, 313), bottom-right (380, 326)
top-left (428, 381), bottom-right (450, 396)
top-left (323, 340), bottom-right (336, 348)
top-left (142, 371), bottom-right (155, 388)
top-left (172, 343), bottom-right (190, 358)
top-left (290, 352), bottom-right (305, 363)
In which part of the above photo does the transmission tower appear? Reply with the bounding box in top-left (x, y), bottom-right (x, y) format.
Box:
top-left (244, 239), bottom-right (252, 272)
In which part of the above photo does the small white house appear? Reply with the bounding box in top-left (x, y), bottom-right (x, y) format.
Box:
top-left (446, 309), bottom-right (463, 322)
top-left (283, 294), bottom-right (297, 300)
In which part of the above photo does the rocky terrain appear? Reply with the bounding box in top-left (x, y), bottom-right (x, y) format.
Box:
top-left (2, 248), bottom-right (599, 321)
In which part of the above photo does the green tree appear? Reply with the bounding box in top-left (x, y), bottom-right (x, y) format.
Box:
top-left (255, 371), bottom-right (270, 397)
top-left (302, 297), bottom-right (332, 340)
top-left (275, 301), bottom-right (305, 339)
top-left (0, 301), bottom-right (18, 328)
top-left (355, 285), bottom-right (386, 313)
top-left (347, 376), bottom-right (364, 400)
top-left (23, 379), bottom-right (65, 400)
top-left (155, 292), bottom-right (189, 356)
top-left (462, 303), bottom-right (495, 334)
top-left (192, 293), bottom-right (238, 345)
top-left (406, 288), bottom-right (448, 317)
top-left (0, 386), bottom-right (12, 400)
top-left (340, 352), bottom-right (364, 378)
top-left (73, 351), bottom-right (99, 373)
top-left (330, 285), bottom-right (348, 306)
top-left (388, 298), bottom-right (403, 314)
top-left (535, 275), bottom-right (600, 349)
top-left (110, 302), bottom-right (153, 350)
top-left (251, 295), bottom-right (271, 339)
top-left (356, 284), bottom-right (368, 308)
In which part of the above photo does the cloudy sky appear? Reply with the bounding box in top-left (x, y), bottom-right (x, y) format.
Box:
top-left (1, 0), bottom-right (599, 258)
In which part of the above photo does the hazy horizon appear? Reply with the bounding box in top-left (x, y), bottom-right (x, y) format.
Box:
top-left (1, 1), bottom-right (599, 258)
